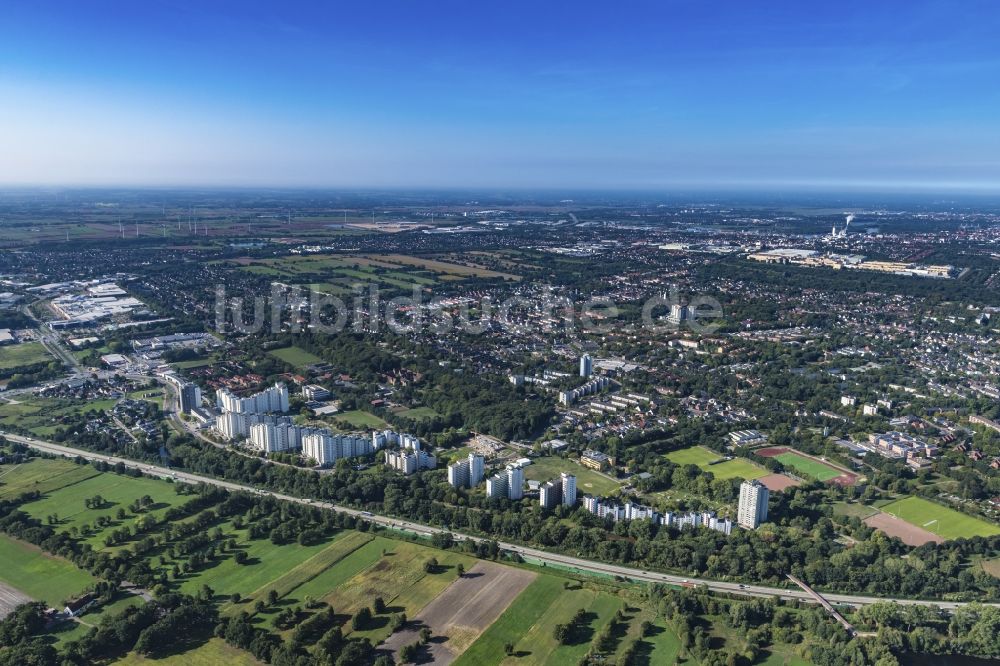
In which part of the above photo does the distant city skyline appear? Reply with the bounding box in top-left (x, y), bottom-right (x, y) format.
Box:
top-left (1, 0), bottom-right (998, 191)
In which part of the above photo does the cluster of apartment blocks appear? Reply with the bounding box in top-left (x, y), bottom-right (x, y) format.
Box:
top-left (447, 454), bottom-right (485, 488)
top-left (485, 466), bottom-right (525, 500)
top-left (213, 383), bottom-right (429, 469)
top-left (582, 496), bottom-right (734, 535)
top-left (580, 478), bottom-right (768, 534)
top-left (558, 376), bottom-right (610, 406)
top-left (539, 473), bottom-right (577, 508)
top-left (384, 448), bottom-right (437, 474)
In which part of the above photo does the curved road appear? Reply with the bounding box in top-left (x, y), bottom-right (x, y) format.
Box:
top-left (2, 431), bottom-right (989, 611)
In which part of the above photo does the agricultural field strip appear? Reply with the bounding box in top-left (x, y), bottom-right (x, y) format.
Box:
top-left (239, 531), bottom-right (375, 606)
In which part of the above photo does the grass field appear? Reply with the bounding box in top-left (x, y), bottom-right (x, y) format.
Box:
top-left (0, 341), bottom-right (54, 371)
top-left (522, 456), bottom-right (621, 496)
top-left (176, 522), bottom-right (339, 601)
top-left (334, 409), bottom-right (387, 429)
top-left (0, 396), bottom-right (119, 437)
top-left (229, 532), bottom-right (477, 645)
top-left (665, 446), bottom-right (768, 480)
top-left (773, 452), bottom-right (842, 481)
top-left (233, 530), bottom-right (375, 609)
top-left (832, 502), bottom-right (879, 520)
top-left (371, 254), bottom-right (519, 280)
top-left (18, 470), bottom-right (182, 549)
top-left (454, 575), bottom-right (636, 666)
top-left (0, 459), bottom-right (99, 499)
top-left (115, 638), bottom-right (263, 666)
top-left (267, 346), bottom-right (324, 368)
top-left (395, 406), bottom-right (441, 421)
top-left (0, 535), bottom-right (95, 607)
top-left (880, 496), bottom-right (1000, 540)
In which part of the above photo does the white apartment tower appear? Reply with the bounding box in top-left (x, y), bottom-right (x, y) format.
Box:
top-left (506, 466), bottom-right (524, 500)
top-left (468, 453), bottom-right (485, 487)
top-left (737, 479), bottom-right (770, 529)
top-left (448, 459), bottom-right (471, 488)
top-left (540, 478), bottom-right (562, 509)
top-left (486, 473), bottom-right (508, 499)
top-left (561, 472), bottom-right (577, 506)
top-left (579, 353), bottom-right (593, 378)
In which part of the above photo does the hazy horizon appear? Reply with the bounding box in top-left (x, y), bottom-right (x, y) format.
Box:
top-left (2, 0), bottom-right (999, 192)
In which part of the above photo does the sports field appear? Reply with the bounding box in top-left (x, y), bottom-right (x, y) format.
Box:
top-left (267, 345), bottom-right (323, 368)
top-left (665, 446), bottom-right (768, 480)
top-left (334, 409), bottom-right (388, 429)
top-left (774, 452), bottom-right (841, 481)
top-left (756, 446), bottom-right (858, 485)
top-left (879, 496), bottom-right (1000, 540)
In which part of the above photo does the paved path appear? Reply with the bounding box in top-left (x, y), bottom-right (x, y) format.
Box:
top-left (4, 431), bottom-right (996, 611)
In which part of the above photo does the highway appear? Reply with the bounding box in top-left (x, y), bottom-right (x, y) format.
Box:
top-left (3, 431), bottom-right (990, 611)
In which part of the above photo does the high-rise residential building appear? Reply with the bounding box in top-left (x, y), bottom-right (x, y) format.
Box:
top-left (579, 353), bottom-right (593, 378)
top-left (560, 472), bottom-right (577, 506)
top-left (506, 466), bottom-right (524, 500)
top-left (668, 303), bottom-right (690, 324)
top-left (737, 479), bottom-right (769, 529)
top-left (540, 478), bottom-right (563, 509)
top-left (448, 453), bottom-right (486, 488)
top-left (384, 449), bottom-right (436, 475)
top-left (448, 459), bottom-right (471, 488)
top-left (486, 473), bottom-right (508, 499)
top-left (302, 432), bottom-right (374, 466)
top-left (249, 421), bottom-right (308, 453)
top-left (178, 382), bottom-right (202, 413)
top-left (468, 454), bottom-right (485, 487)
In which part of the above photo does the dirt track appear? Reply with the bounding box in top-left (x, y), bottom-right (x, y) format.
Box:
top-left (379, 561), bottom-right (536, 664)
top-left (758, 473), bottom-right (800, 492)
top-left (0, 581), bottom-right (33, 619)
top-left (865, 512), bottom-right (944, 547)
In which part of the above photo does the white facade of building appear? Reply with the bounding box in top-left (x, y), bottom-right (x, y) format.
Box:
top-left (302, 432), bottom-right (375, 466)
top-left (384, 449), bottom-right (436, 475)
top-left (448, 454), bottom-right (486, 488)
top-left (216, 382), bottom-right (289, 415)
top-left (507, 466), bottom-right (524, 500)
top-left (560, 472), bottom-right (577, 506)
top-left (738, 479), bottom-right (770, 529)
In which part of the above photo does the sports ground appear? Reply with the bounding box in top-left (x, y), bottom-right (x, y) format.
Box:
top-left (665, 445), bottom-right (768, 481)
top-left (877, 496), bottom-right (1000, 541)
top-left (755, 447), bottom-right (859, 485)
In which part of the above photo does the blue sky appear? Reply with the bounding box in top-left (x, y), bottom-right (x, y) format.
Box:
top-left (1, 0), bottom-right (998, 190)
